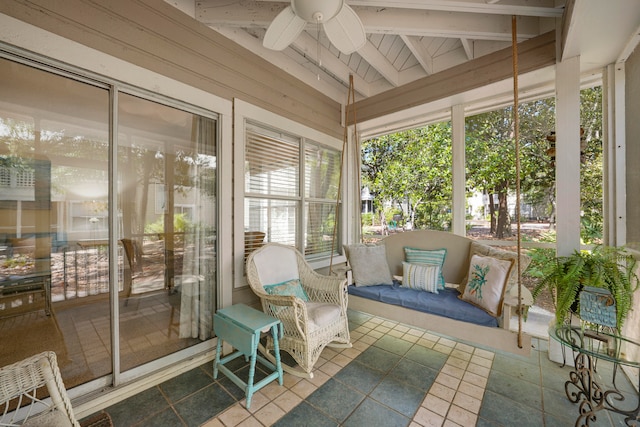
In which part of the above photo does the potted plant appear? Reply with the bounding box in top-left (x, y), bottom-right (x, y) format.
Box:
top-left (532, 245), bottom-right (639, 330)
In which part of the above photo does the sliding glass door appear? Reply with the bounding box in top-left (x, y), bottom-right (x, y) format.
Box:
top-left (0, 55), bottom-right (217, 389)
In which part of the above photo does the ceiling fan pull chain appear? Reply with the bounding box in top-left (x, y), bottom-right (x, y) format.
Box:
top-left (316, 19), bottom-right (322, 80)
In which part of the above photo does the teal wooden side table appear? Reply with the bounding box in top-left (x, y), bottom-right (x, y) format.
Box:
top-left (213, 304), bottom-right (283, 408)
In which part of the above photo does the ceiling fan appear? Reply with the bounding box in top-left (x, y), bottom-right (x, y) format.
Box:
top-left (263, 0), bottom-right (366, 55)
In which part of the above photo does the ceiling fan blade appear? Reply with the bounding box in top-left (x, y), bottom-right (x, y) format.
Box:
top-left (263, 5), bottom-right (306, 51)
top-left (323, 5), bottom-right (366, 55)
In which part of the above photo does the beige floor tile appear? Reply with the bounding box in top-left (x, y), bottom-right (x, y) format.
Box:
top-left (365, 318), bottom-right (383, 326)
top-left (462, 371), bottom-right (488, 388)
top-left (402, 334), bottom-right (419, 343)
top-left (388, 329), bottom-right (404, 338)
top-left (473, 348), bottom-right (495, 360)
top-left (433, 343), bottom-right (453, 355)
top-left (368, 329), bottom-right (384, 339)
top-left (359, 334), bottom-right (379, 345)
top-left (449, 349), bottom-right (472, 361)
top-left (435, 372), bottom-right (461, 390)
top-left (201, 417), bottom-right (225, 427)
top-left (438, 337), bottom-right (457, 348)
top-left (282, 373), bottom-right (302, 388)
top-left (381, 320), bottom-right (398, 328)
top-left (321, 347), bottom-right (338, 359)
top-left (349, 330), bottom-right (364, 341)
top-left (446, 356), bottom-right (469, 370)
top-left (218, 404), bottom-right (251, 426)
top-left (452, 391), bottom-right (482, 414)
top-left (394, 324), bottom-right (410, 333)
top-left (260, 381), bottom-right (287, 400)
top-left (290, 379), bottom-right (317, 398)
top-left (470, 354), bottom-right (493, 368)
top-left (423, 393), bottom-right (451, 417)
top-left (253, 402), bottom-right (286, 426)
top-left (309, 369), bottom-right (330, 387)
top-left (457, 381), bottom-right (485, 400)
top-left (236, 416), bottom-right (264, 427)
top-left (244, 392), bottom-right (270, 412)
top-left (407, 328), bottom-right (425, 337)
top-left (441, 364), bottom-right (465, 379)
top-left (447, 404), bottom-right (477, 426)
top-left (353, 325), bottom-right (372, 334)
top-left (352, 339), bottom-right (370, 351)
top-left (341, 347), bottom-right (361, 359)
top-left (413, 406), bottom-right (445, 427)
top-left (429, 382), bottom-right (456, 402)
top-left (318, 360), bottom-right (342, 376)
top-left (375, 325), bottom-right (392, 334)
top-left (454, 342), bottom-right (475, 354)
top-left (417, 337), bottom-right (437, 349)
top-left (423, 332), bottom-right (441, 342)
top-left (442, 420), bottom-right (463, 427)
top-left (331, 353), bottom-right (352, 367)
top-left (467, 362), bottom-right (490, 378)
top-left (274, 390), bottom-right (303, 412)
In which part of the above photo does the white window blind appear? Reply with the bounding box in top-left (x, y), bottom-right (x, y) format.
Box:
top-left (244, 122), bottom-right (341, 259)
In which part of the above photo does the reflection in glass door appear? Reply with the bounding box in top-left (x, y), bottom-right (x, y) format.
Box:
top-left (0, 54), bottom-right (217, 391)
top-left (117, 93), bottom-right (217, 371)
top-left (0, 57), bottom-right (111, 388)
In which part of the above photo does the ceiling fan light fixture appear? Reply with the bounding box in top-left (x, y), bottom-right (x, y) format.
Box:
top-left (292, 0), bottom-right (343, 22)
top-left (263, 0), bottom-right (365, 55)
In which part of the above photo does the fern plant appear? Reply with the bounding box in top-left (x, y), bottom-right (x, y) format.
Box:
top-left (532, 245), bottom-right (639, 329)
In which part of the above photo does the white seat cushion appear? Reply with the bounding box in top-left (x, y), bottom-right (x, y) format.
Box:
top-left (253, 246), bottom-right (299, 286)
top-left (305, 302), bottom-right (341, 332)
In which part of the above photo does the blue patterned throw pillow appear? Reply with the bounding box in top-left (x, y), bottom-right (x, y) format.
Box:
top-left (404, 247), bottom-right (447, 289)
top-left (264, 278), bottom-right (309, 301)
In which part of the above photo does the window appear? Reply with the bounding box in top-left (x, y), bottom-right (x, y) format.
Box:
top-left (244, 122), bottom-right (341, 259)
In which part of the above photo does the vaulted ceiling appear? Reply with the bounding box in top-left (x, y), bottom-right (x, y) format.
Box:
top-left (165, 0), bottom-right (640, 133)
top-left (168, 0), bottom-right (565, 104)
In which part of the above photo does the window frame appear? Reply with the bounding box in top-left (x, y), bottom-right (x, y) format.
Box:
top-left (234, 99), bottom-right (346, 288)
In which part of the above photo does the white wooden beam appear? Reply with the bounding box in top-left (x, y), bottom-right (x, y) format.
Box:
top-left (291, 31), bottom-right (371, 97)
top-left (356, 8), bottom-right (543, 41)
top-left (210, 26), bottom-right (358, 103)
top-left (451, 104), bottom-right (466, 236)
top-left (254, 0), bottom-right (565, 18)
top-left (199, 1), bottom-right (549, 41)
top-left (358, 41), bottom-right (400, 87)
top-left (460, 38), bottom-right (474, 60)
top-left (400, 35), bottom-right (434, 75)
top-left (555, 56), bottom-right (581, 256)
top-left (347, 0), bottom-right (565, 17)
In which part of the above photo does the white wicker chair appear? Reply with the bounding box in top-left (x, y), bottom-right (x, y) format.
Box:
top-left (246, 243), bottom-right (351, 378)
top-left (0, 351), bottom-right (80, 427)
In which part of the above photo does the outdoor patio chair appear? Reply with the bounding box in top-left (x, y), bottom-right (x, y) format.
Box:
top-left (246, 243), bottom-right (351, 378)
top-left (0, 351), bottom-right (80, 426)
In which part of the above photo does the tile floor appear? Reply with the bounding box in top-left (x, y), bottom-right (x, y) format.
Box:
top-left (89, 310), bottom-right (639, 426)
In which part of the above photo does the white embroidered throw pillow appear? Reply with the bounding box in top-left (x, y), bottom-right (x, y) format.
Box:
top-left (460, 254), bottom-right (514, 317)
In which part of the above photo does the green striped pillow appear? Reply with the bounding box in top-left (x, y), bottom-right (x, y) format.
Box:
top-left (402, 262), bottom-right (440, 293)
top-left (404, 247), bottom-right (447, 289)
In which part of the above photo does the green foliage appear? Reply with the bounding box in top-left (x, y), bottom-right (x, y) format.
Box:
top-left (2, 254), bottom-right (32, 269)
top-left (144, 213), bottom-right (192, 235)
top-left (361, 212), bottom-right (374, 227)
top-left (361, 123), bottom-right (453, 230)
top-left (532, 245), bottom-right (639, 329)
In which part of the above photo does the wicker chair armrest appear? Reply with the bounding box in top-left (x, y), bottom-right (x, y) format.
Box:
top-left (299, 272), bottom-right (347, 306)
top-left (257, 293), bottom-right (309, 338)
